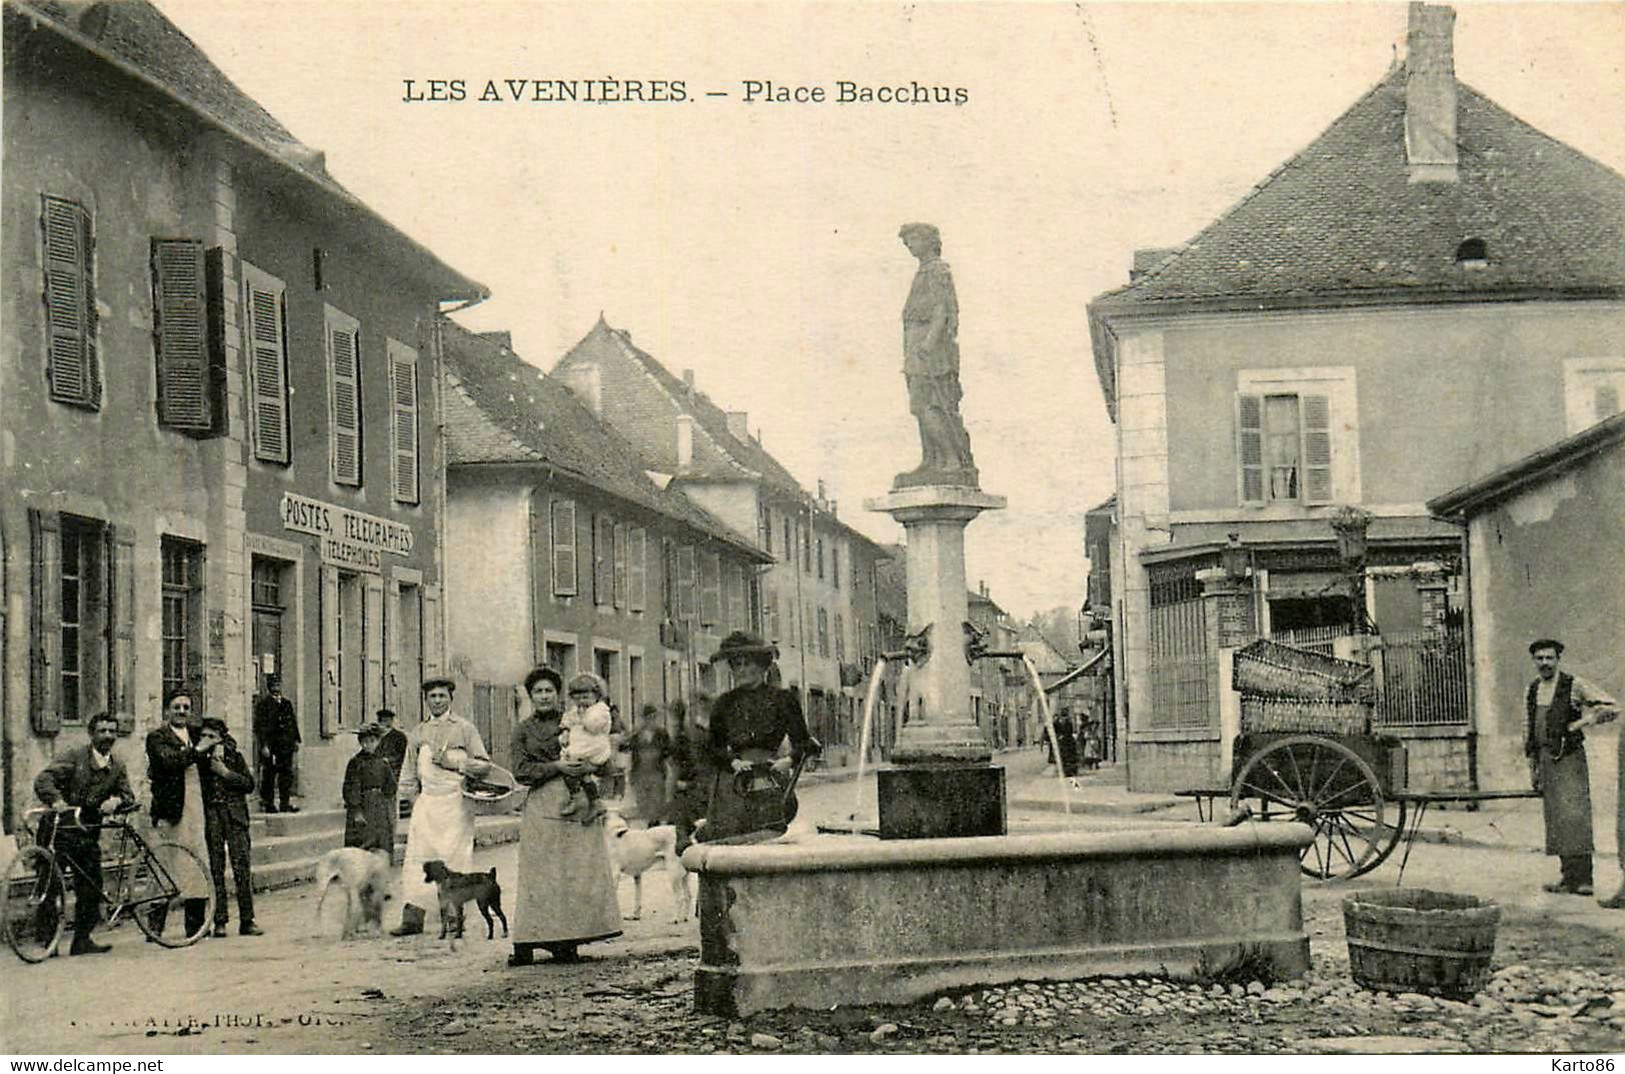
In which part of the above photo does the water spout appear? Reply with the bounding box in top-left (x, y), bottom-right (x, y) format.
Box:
top-left (850, 656), bottom-right (890, 821)
top-left (1020, 654), bottom-right (1073, 815)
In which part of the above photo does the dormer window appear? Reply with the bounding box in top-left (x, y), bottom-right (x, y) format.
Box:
top-left (1455, 238), bottom-right (1488, 268)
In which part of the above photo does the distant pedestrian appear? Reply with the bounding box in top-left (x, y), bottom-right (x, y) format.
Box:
top-left (253, 676), bottom-right (300, 813)
top-left (1054, 711), bottom-right (1080, 778)
top-left (1524, 639), bottom-right (1618, 896)
top-left (145, 690), bottom-right (216, 939)
top-left (667, 701), bottom-right (705, 853)
top-left (33, 713), bottom-right (136, 955)
top-left (375, 708), bottom-right (409, 787)
top-left (197, 717), bottom-right (262, 938)
top-left (343, 723), bottom-right (398, 853)
top-left (628, 704), bottom-right (674, 825)
top-left (1080, 719), bottom-right (1103, 771)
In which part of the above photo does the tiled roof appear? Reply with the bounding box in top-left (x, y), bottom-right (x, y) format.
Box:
top-left (441, 323), bottom-right (769, 560)
top-left (564, 318), bottom-right (887, 553)
top-left (1428, 411), bottom-right (1625, 519)
top-left (9, 0), bottom-right (486, 300)
top-left (1091, 68), bottom-right (1625, 315)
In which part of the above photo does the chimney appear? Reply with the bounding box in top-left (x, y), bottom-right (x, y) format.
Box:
top-left (676, 415), bottom-right (694, 468)
top-left (816, 479), bottom-right (827, 503)
top-left (558, 362), bottom-right (602, 418)
top-left (1405, 3), bottom-right (1458, 184)
top-left (681, 369), bottom-right (695, 392)
top-left (726, 411), bottom-right (749, 440)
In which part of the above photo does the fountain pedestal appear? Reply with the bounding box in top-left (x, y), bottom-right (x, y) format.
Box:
top-left (866, 485), bottom-right (1008, 838)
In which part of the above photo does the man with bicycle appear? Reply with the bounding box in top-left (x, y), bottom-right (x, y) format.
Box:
top-left (32, 713), bottom-right (136, 955)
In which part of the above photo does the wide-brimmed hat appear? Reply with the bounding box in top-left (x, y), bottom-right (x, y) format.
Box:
top-left (715, 631), bottom-right (777, 663)
top-left (355, 722), bottom-right (383, 740)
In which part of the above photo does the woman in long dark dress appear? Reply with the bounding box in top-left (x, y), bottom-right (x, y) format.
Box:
top-left (509, 666), bottom-right (622, 966)
top-left (699, 632), bottom-right (821, 844)
top-left (628, 704), bottom-right (673, 825)
top-left (342, 723), bottom-right (397, 852)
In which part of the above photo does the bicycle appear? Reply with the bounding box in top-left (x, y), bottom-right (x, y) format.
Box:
top-left (2, 804), bottom-right (214, 962)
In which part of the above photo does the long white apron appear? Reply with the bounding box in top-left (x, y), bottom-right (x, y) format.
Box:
top-left (400, 744), bottom-right (476, 911)
top-left (154, 762), bottom-right (211, 898)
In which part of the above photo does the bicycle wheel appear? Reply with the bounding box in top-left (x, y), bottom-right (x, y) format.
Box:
top-left (2, 846), bottom-right (65, 963)
top-left (130, 842), bottom-right (214, 948)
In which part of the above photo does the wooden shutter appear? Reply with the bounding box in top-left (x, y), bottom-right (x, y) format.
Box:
top-left (1236, 394), bottom-right (1264, 505)
top-left (327, 310), bottom-right (363, 486)
top-left (111, 525), bottom-right (137, 734)
top-left (701, 552), bottom-right (722, 626)
top-left (29, 509), bottom-right (62, 735)
top-left (386, 576), bottom-right (403, 713)
top-left (423, 582), bottom-right (443, 679)
top-left (320, 566), bottom-right (340, 736)
top-left (243, 264), bottom-right (290, 464)
top-left (550, 498), bottom-right (577, 596)
top-left (677, 546), bottom-right (697, 620)
top-left (389, 340), bottom-right (420, 504)
top-left (628, 527), bottom-right (647, 612)
top-left (613, 523), bottom-right (628, 609)
top-left (152, 239), bottom-right (212, 432)
top-left (1301, 394), bottom-right (1335, 504)
top-left (42, 196), bottom-right (98, 409)
top-left (364, 575), bottom-right (385, 720)
top-left (595, 514), bottom-right (614, 606)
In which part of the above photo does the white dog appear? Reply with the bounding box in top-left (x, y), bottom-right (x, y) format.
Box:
top-left (604, 812), bottom-right (690, 923)
top-left (313, 847), bottom-right (393, 939)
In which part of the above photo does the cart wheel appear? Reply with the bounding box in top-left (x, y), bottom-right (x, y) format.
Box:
top-left (1230, 735), bottom-right (1403, 880)
top-left (131, 843), bottom-right (214, 948)
top-left (2, 846), bottom-right (65, 963)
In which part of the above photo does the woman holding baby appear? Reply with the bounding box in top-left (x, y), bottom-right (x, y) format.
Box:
top-left (508, 666), bottom-right (622, 967)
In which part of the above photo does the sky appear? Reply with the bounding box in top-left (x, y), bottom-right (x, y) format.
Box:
top-left (152, 1), bottom-right (1625, 619)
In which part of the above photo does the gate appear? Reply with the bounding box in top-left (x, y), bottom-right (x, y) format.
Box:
top-left (1372, 628), bottom-right (1468, 727)
top-left (1147, 587), bottom-right (1213, 730)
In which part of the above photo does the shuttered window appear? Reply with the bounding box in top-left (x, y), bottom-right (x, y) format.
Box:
top-left (1237, 395), bottom-right (1265, 505)
top-left (700, 552), bottom-right (722, 627)
top-left (388, 339), bottom-right (420, 504)
top-left (29, 511), bottom-right (126, 735)
top-left (325, 305), bottom-right (363, 486)
top-left (1236, 392), bottom-right (1334, 506)
top-left (1301, 394), bottom-right (1334, 504)
top-left (628, 528), bottom-right (647, 612)
top-left (594, 514), bottom-right (615, 606)
top-left (243, 262), bottom-right (290, 464)
top-left (151, 239), bottom-right (212, 432)
top-left (41, 195), bottom-right (99, 409)
top-left (677, 546), bottom-right (697, 620)
top-left (550, 498), bottom-right (577, 597)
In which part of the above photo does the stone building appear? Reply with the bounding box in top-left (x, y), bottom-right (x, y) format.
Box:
top-left (550, 317), bottom-right (890, 761)
top-left (441, 324), bottom-right (771, 768)
top-left (1086, 3), bottom-right (1625, 791)
top-left (1, 0), bottom-right (484, 824)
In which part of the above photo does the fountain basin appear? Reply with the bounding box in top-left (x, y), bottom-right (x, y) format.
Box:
top-left (686, 825), bottom-right (1313, 1016)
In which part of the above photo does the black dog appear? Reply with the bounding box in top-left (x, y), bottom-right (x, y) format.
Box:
top-left (421, 860), bottom-right (508, 949)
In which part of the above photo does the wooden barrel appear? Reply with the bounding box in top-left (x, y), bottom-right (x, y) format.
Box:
top-left (1343, 889), bottom-right (1500, 999)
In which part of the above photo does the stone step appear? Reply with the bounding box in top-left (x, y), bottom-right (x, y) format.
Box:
top-left (246, 815), bottom-right (520, 893)
top-left (259, 807), bottom-right (348, 839)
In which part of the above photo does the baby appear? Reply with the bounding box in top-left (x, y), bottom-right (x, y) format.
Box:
top-left (559, 673), bottom-right (613, 822)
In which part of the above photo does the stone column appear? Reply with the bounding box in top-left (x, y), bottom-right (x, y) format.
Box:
top-left (1198, 567), bottom-right (1257, 784)
top-left (866, 485), bottom-right (1006, 838)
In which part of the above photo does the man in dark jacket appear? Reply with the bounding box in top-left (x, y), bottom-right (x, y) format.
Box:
top-left (198, 717), bottom-right (263, 937)
top-left (343, 722), bottom-right (398, 852)
top-left (146, 689), bottom-right (217, 939)
top-left (374, 708), bottom-right (409, 787)
top-left (33, 713), bottom-right (136, 955)
top-left (253, 676), bottom-right (300, 813)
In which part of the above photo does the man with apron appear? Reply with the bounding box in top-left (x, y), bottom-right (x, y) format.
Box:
top-left (391, 678), bottom-right (491, 936)
top-left (1525, 639), bottom-right (1619, 897)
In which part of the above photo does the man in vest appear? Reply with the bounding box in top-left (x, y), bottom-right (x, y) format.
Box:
top-left (1524, 639), bottom-right (1618, 896)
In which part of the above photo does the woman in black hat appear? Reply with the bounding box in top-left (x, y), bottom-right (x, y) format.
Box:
top-left (699, 631), bottom-right (821, 843)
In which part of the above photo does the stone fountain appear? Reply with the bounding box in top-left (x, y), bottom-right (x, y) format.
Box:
top-left (685, 225), bottom-right (1312, 1017)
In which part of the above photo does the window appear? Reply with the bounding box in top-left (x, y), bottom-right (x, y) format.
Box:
top-left (628, 527), bottom-right (647, 612)
top-left (594, 648), bottom-right (621, 713)
top-left (594, 514), bottom-right (615, 605)
top-left (834, 613), bottom-right (846, 663)
top-left (544, 639), bottom-right (577, 676)
top-left (160, 537), bottom-right (204, 709)
top-left (816, 537), bottom-right (825, 580)
top-left (1237, 395), bottom-right (1331, 504)
top-left (802, 524), bottom-right (812, 575)
top-left (1236, 368), bottom-right (1355, 507)
top-left (243, 262), bottom-right (290, 464)
top-left (250, 557), bottom-right (289, 699)
top-left (388, 339), bottom-right (420, 503)
top-left (550, 498), bottom-right (577, 597)
top-left (1563, 359), bottom-right (1625, 434)
top-left (41, 195), bottom-right (99, 410)
top-left (677, 545), bottom-right (697, 620)
top-left (759, 503), bottom-right (773, 553)
top-left (832, 543), bottom-right (840, 590)
top-left (151, 239), bottom-right (218, 434)
top-left (817, 607), bottom-right (830, 658)
top-left (324, 305), bottom-right (362, 486)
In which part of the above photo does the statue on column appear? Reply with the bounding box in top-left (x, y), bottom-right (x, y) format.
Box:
top-left (894, 223), bottom-right (978, 490)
